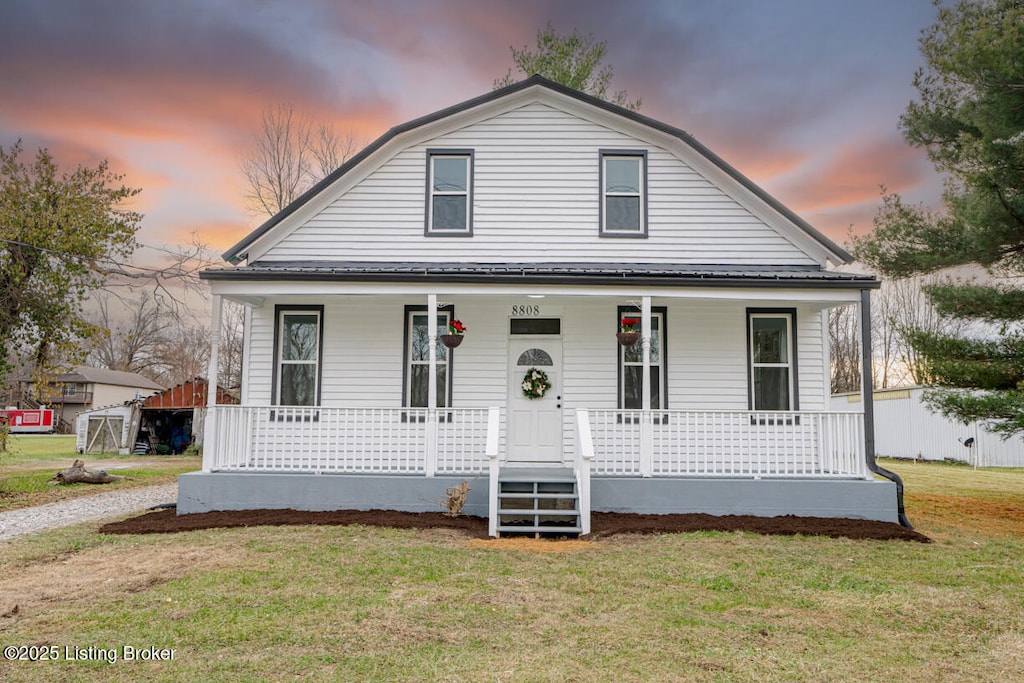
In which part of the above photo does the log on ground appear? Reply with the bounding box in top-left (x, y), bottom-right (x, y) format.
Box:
top-left (50, 459), bottom-right (126, 485)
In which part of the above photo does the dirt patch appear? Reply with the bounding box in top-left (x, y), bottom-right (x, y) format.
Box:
top-left (465, 538), bottom-right (598, 552)
top-left (1, 456), bottom-right (196, 473)
top-left (906, 493), bottom-right (1024, 537)
top-left (0, 544), bottom-right (243, 622)
top-left (99, 508), bottom-right (930, 542)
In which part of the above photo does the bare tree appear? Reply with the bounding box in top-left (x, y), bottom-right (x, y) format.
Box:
top-left (871, 275), bottom-right (969, 388)
top-left (87, 292), bottom-right (166, 377)
top-left (218, 301), bottom-right (244, 389)
top-left (829, 304), bottom-right (861, 394)
top-left (241, 103), bottom-right (359, 217)
top-left (152, 323), bottom-right (210, 388)
top-left (308, 125), bottom-right (358, 182)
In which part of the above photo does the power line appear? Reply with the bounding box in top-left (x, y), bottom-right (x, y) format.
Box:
top-left (0, 237), bottom-right (217, 275)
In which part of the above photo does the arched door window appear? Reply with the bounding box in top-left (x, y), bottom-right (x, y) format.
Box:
top-left (517, 348), bottom-right (553, 367)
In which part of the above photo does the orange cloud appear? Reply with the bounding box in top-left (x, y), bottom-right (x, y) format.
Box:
top-left (778, 137), bottom-right (927, 213)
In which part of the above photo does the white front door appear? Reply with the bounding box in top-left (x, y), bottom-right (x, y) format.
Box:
top-left (507, 339), bottom-right (563, 464)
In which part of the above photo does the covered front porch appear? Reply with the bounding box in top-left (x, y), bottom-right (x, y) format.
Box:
top-left (180, 403), bottom-right (890, 532)
top-left (187, 265), bottom-right (899, 532)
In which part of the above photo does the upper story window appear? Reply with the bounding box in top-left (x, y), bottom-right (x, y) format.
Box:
top-left (600, 150), bottom-right (647, 237)
top-left (747, 310), bottom-right (798, 411)
top-left (426, 149), bottom-right (473, 236)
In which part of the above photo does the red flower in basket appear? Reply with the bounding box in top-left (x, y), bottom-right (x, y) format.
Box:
top-left (449, 319), bottom-right (467, 335)
top-left (620, 317), bottom-right (640, 333)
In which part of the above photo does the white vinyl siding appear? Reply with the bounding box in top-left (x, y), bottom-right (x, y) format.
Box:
top-left (242, 297), bottom-right (827, 413)
top-left (258, 103), bottom-right (818, 266)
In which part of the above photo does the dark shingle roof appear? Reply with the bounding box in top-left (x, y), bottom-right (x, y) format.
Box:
top-left (23, 366), bottom-right (164, 390)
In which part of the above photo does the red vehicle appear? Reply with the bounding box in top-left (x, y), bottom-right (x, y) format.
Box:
top-left (0, 408), bottom-right (55, 434)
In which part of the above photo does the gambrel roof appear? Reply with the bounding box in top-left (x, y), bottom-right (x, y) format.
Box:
top-left (221, 75), bottom-right (851, 267)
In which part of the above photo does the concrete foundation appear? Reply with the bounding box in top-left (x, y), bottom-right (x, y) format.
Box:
top-left (178, 472), bottom-right (899, 524)
top-left (177, 472), bottom-right (489, 517)
top-left (591, 477), bottom-right (898, 523)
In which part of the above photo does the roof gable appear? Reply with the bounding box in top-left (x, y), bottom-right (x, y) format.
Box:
top-left (222, 75), bottom-right (850, 266)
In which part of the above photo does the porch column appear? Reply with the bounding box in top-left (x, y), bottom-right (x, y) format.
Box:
top-left (425, 293), bottom-right (438, 476)
top-left (427, 294), bottom-right (438, 409)
top-left (202, 294), bottom-right (223, 472)
top-left (640, 295), bottom-right (653, 477)
top-left (859, 288), bottom-right (875, 479)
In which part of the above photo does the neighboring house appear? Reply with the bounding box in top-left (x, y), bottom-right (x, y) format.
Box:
top-left (832, 387), bottom-right (1024, 468)
top-left (22, 366), bottom-right (164, 432)
top-left (187, 76), bottom-right (902, 534)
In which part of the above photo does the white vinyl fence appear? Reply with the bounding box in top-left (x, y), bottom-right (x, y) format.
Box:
top-left (832, 387), bottom-right (1024, 468)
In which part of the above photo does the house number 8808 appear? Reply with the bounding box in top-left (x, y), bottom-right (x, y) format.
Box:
top-left (511, 305), bottom-right (540, 317)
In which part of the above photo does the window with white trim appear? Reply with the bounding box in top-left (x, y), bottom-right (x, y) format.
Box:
top-left (748, 312), bottom-right (796, 411)
top-left (601, 151), bottom-right (647, 236)
top-left (405, 307), bottom-right (451, 407)
top-left (426, 150), bottom-right (472, 235)
top-left (619, 307), bottom-right (666, 409)
top-left (274, 307), bottom-right (322, 406)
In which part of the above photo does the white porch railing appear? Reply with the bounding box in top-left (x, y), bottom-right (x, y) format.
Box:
top-left (583, 409), bottom-right (868, 478)
top-left (205, 405), bottom-right (495, 475)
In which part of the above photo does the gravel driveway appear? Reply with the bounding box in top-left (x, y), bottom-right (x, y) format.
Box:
top-left (0, 483), bottom-right (178, 541)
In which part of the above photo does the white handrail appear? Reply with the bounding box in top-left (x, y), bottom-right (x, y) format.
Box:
top-left (574, 409), bottom-right (593, 535)
top-left (486, 406), bottom-right (501, 537)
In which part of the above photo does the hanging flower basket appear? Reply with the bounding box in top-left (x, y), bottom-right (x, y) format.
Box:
top-left (616, 332), bottom-right (640, 347)
top-left (617, 316), bottom-right (640, 346)
top-left (439, 334), bottom-right (464, 349)
top-left (439, 319), bottom-right (467, 348)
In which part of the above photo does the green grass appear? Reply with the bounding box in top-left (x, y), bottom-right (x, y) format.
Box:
top-left (0, 435), bottom-right (199, 511)
top-left (880, 456), bottom-right (1024, 501)
top-left (0, 434), bottom-right (78, 463)
top-left (0, 461), bottom-right (1022, 681)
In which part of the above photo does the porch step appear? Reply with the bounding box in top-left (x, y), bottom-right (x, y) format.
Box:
top-left (496, 467), bottom-right (581, 537)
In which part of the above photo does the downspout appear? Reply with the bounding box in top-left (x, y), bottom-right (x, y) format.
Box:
top-left (860, 288), bottom-right (912, 528)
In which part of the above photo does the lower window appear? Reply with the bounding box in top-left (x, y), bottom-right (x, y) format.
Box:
top-left (404, 305), bottom-right (453, 407)
top-left (618, 306), bottom-right (667, 410)
top-left (748, 310), bottom-right (797, 411)
top-left (274, 306), bottom-right (323, 407)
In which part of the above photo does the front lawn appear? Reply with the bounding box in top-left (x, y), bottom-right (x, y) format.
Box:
top-left (0, 435), bottom-right (199, 512)
top-left (0, 458), bottom-right (1021, 681)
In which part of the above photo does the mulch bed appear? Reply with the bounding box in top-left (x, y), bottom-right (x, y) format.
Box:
top-left (98, 508), bottom-right (930, 542)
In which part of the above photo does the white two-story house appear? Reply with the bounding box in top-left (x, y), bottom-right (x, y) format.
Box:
top-left (185, 76), bottom-right (906, 535)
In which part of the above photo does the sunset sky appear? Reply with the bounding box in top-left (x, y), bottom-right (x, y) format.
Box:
top-left (0, 0), bottom-right (942, 263)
